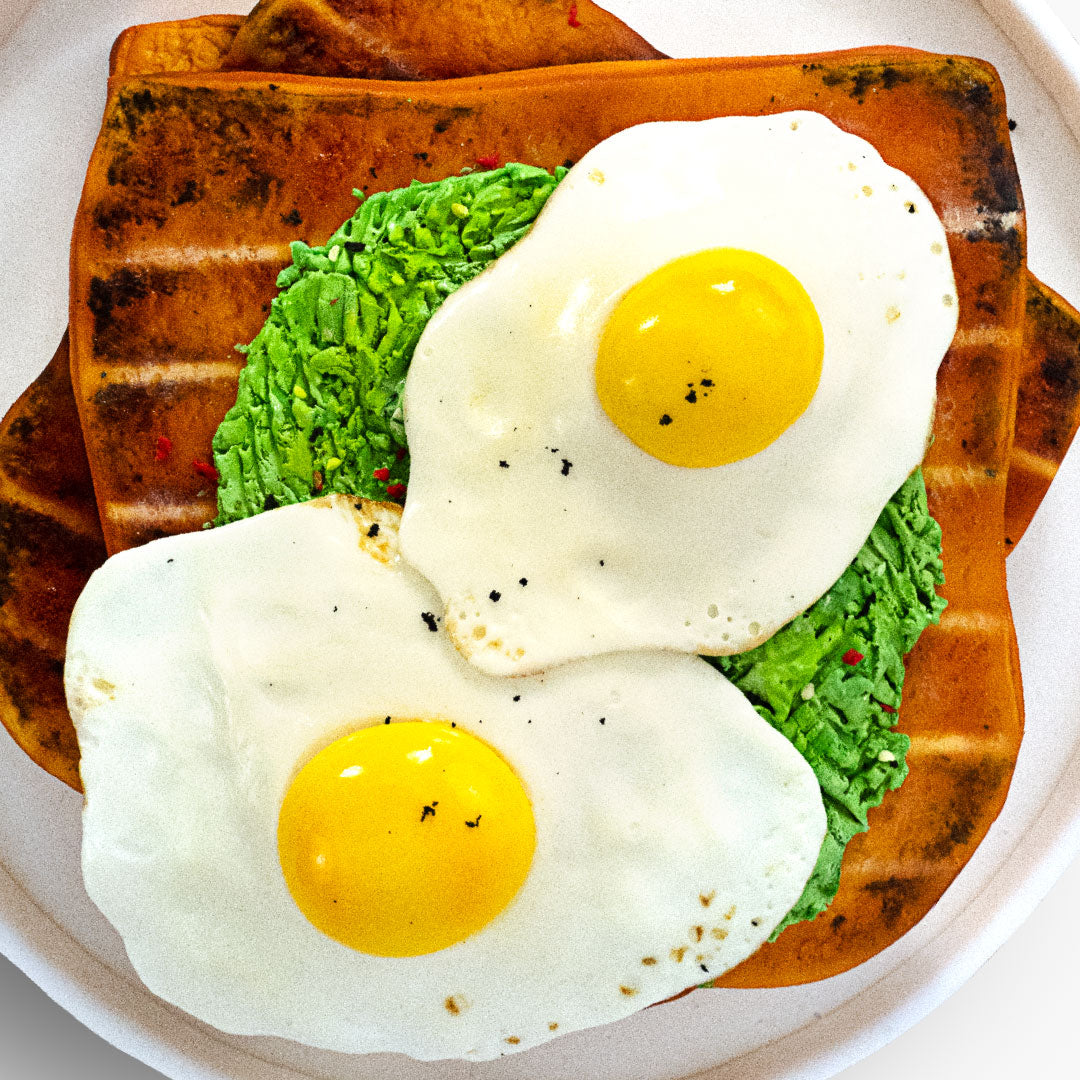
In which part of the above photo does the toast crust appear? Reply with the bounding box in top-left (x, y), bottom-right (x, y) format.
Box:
top-left (109, 14), bottom-right (243, 77)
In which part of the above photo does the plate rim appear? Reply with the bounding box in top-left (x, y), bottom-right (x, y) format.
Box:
top-left (1, 1), bottom-right (1079, 1078)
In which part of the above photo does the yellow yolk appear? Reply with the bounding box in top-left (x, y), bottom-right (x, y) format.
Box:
top-left (277, 721), bottom-right (535, 957)
top-left (595, 248), bottom-right (824, 467)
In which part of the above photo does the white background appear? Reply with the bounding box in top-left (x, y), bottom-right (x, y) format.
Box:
top-left (0, 1), bottom-right (1078, 1078)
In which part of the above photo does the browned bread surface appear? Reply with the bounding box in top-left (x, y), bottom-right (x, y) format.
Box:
top-left (1004, 274), bottom-right (1080, 547)
top-left (109, 14), bottom-right (243, 76)
top-left (0, 334), bottom-right (106, 792)
top-left (222, 0), bottom-right (665, 79)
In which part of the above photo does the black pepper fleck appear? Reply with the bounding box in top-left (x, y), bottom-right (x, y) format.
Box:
top-left (659, 414), bottom-right (673, 426)
top-left (499, 460), bottom-right (509, 468)
top-left (367, 522), bottom-right (380, 537)
top-left (599, 717), bottom-right (606, 725)
top-left (513, 695), bottom-right (521, 702)
top-left (560, 458), bottom-right (572, 476)
top-left (421, 612), bottom-right (439, 632)
top-left (700, 378), bottom-right (714, 387)
top-left (420, 801), bottom-right (438, 822)
top-left (1008, 118), bottom-right (1017, 131)
top-left (685, 389), bottom-right (698, 404)
top-left (466, 814), bottom-right (482, 828)
top-left (489, 590), bottom-right (501, 602)
top-left (519, 577), bottom-right (528, 586)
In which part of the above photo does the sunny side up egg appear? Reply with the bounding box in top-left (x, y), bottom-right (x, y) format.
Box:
top-left (399, 111), bottom-right (959, 676)
top-left (64, 496), bottom-right (826, 1061)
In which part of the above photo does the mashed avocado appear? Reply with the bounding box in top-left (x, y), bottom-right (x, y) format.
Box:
top-left (712, 470), bottom-right (945, 934)
top-left (212, 165), bottom-right (946, 934)
top-left (213, 165), bottom-right (565, 522)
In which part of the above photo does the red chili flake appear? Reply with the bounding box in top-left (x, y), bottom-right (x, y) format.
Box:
top-left (373, 467), bottom-right (391, 481)
top-left (567, 2), bottom-right (582, 27)
top-left (395, 446), bottom-right (407, 461)
top-left (153, 435), bottom-right (173, 462)
top-left (192, 459), bottom-right (219, 482)
top-left (386, 483), bottom-right (406, 500)
top-left (475, 154), bottom-right (499, 170)
top-left (329, 297), bottom-right (339, 306)
top-left (842, 648), bottom-right (864, 666)
top-left (880, 702), bottom-right (897, 714)
top-left (312, 470), bottom-right (324, 492)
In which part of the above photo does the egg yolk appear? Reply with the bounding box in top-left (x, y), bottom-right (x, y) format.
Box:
top-left (595, 248), bottom-right (824, 468)
top-left (277, 721), bottom-right (535, 957)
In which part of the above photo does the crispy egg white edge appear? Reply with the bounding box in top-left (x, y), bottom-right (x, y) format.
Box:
top-left (399, 111), bottom-right (958, 676)
top-left (64, 496), bottom-right (826, 1061)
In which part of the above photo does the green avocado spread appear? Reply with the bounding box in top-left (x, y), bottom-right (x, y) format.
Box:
top-left (711, 470), bottom-right (945, 935)
top-left (211, 165), bottom-right (946, 934)
top-left (213, 164), bottom-right (565, 521)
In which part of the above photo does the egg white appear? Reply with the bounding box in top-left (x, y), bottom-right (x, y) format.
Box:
top-left (399, 111), bottom-right (958, 675)
top-left (65, 496), bottom-right (825, 1061)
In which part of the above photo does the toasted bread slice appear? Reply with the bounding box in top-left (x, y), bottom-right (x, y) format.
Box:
top-left (69, 51), bottom-right (1024, 985)
top-left (0, 334), bottom-right (105, 792)
top-left (109, 14), bottom-right (243, 76)
top-left (1005, 275), bottom-right (1080, 547)
top-left (103, 14), bottom-right (1080, 551)
top-left (221, 0), bottom-right (665, 79)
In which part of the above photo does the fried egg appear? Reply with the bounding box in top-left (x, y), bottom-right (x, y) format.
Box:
top-left (65, 496), bottom-right (825, 1061)
top-left (399, 112), bottom-right (958, 675)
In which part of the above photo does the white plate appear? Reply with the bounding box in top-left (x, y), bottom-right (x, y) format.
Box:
top-left (1, 1), bottom-right (1079, 1078)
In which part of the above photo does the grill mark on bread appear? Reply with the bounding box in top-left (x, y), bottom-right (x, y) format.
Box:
top-left (1007, 445), bottom-right (1062, 481)
top-left (90, 360), bottom-right (245, 385)
top-left (97, 242), bottom-right (293, 269)
top-left (943, 207), bottom-right (1021, 236)
top-left (103, 499), bottom-right (216, 526)
top-left (904, 732), bottom-right (1017, 760)
top-left (0, 606), bottom-right (67, 658)
top-left (952, 325), bottom-right (1022, 350)
top-left (861, 876), bottom-right (925, 929)
top-left (0, 484), bottom-right (103, 541)
top-left (935, 608), bottom-right (1007, 634)
top-left (921, 463), bottom-right (1006, 486)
